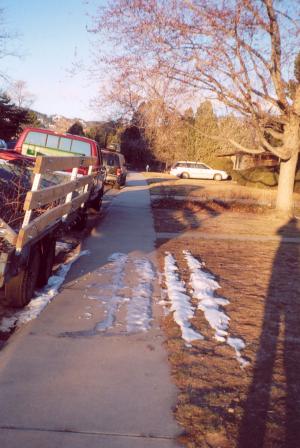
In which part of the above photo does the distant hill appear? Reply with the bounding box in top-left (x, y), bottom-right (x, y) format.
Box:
top-left (32, 110), bottom-right (101, 133)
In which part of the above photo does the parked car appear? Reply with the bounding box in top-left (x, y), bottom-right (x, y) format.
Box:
top-left (170, 161), bottom-right (229, 181)
top-left (0, 139), bottom-right (7, 150)
top-left (6, 140), bottom-right (17, 150)
top-left (14, 127), bottom-right (106, 210)
top-left (102, 149), bottom-right (127, 188)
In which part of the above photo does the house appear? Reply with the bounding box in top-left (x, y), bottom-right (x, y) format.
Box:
top-left (219, 151), bottom-right (280, 171)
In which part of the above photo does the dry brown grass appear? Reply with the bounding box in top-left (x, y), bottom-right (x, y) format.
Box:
top-left (143, 172), bottom-right (300, 209)
top-left (150, 175), bottom-right (300, 447)
top-left (157, 236), bottom-right (300, 448)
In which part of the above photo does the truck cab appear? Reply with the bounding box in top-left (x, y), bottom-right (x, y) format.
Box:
top-left (15, 127), bottom-right (105, 210)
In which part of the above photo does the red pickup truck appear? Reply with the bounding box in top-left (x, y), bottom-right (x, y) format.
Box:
top-left (14, 127), bottom-right (106, 210)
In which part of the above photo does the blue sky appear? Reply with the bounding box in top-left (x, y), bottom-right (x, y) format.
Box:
top-left (1, 0), bottom-right (104, 120)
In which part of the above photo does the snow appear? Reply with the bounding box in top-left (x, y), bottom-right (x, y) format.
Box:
top-left (184, 250), bottom-right (249, 367)
top-left (94, 253), bottom-right (128, 332)
top-left (0, 250), bottom-right (89, 333)
top-left (227, 337), bottom-right (250, 368)
top-left (126, 258), bottom-right (154, 332)
top-left (86, 253), bottom-right (154, 334)
top-left (55, 241), bottom-right (73, 255)
top-left (164, 252), bottom-right (204, 342)
top-left (184, 250), bottom-right (230, 342)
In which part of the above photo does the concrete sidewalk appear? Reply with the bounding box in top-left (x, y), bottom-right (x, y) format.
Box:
top-left (0, 173), bottom-right (182, 448)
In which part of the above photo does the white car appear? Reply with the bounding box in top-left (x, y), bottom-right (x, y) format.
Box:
top-left (170, 161), bottom-right (229, 181)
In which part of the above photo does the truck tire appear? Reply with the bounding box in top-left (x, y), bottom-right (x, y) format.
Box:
top-left (36, 237), bottom-right (56, 287)
top-left (5, 244), bottom-right (41, 308)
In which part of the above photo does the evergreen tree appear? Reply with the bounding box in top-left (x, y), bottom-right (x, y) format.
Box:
top-left (0, 93), bottom-right (31, 140)
top-left (67, 121), bottom-right (85, 136)
top-left (193, 101), bottom-right (219, 162)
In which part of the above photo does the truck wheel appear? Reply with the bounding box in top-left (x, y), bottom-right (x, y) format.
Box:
top-left (36, 237), bottom-right (56, 287)
top-left (5, 245), bottom-right (41, 308)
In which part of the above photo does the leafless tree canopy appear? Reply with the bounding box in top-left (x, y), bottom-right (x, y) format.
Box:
top-left (94, 0), bottom-right (300, 161)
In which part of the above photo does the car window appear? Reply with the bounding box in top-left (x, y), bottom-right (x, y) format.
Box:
top-left (46, 134), bottom-right (59, 149)
top-left (197, 164), bottom-right (208, 169)
top-left (59, 137), bottom-right (72, 152)
top-left (102, 153), bottom-right (120, 167)
top-left (25, 131), bottom-right (47, 146)
top-left (71, 140), bottom-right (91, 156)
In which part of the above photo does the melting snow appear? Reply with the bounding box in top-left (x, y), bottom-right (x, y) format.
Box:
top-left (184, 250), bottom-right (249, 367)
top-left (0, 250), bottom-right (90, 333)
top-left (164, 252), bottom-right (204, 342)
top-left (94, 252), bottom-right (128, 332)
top-left (86, 253), bottom-right (154, 334)
top-left (126, 258), bottom-right (154, 332)
top-left (227, 337), bottom-right (249, 368)
top-left (184, 250), bottom-right (230, 342)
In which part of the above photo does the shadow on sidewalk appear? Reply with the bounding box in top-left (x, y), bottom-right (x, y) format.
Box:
top-left (238, 218), bottom-right (300, 447)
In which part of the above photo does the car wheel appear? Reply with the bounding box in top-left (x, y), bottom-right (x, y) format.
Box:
top-left (181, 172), bottom-right (190, 179)
top-left (214, 173), bottom-right (222, 181)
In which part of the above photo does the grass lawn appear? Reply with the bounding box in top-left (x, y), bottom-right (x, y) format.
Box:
top-left (150, 172), bottom-right (300, 448)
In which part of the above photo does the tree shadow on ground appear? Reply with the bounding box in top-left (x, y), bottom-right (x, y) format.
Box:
top-left (238, 218), bottom-right (300, 447)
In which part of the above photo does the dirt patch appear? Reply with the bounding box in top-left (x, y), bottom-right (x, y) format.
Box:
top-left (152, 187), bottom-right (300, 447)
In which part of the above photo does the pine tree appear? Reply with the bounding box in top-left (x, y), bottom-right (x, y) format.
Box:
top-left (0, 93), bottom-right (30, 140)
top-left (67, 121), bottom-right (85, 136)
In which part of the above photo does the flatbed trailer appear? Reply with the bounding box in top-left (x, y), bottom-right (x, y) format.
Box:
top-left (0, 154), bottom-right (96, 307)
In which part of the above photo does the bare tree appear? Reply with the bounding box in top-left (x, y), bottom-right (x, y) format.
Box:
top-left (7, 80), bottom-right (36, 108)
top-left (92, 0), bottom-right (300, 214)
top-left (0, 8), bottom-right (19, 82)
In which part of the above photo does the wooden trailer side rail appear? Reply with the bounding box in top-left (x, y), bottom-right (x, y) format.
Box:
top-left (15, 155), bottom-right (96, 251)
top-left (33, 155), bottom-right (97, 174)
top-left (16, 192), bottom-right (90, 249)
top-left (23, 175), bottom-right (94, 210)
top-left (0, 219), bottom-right (17, 246)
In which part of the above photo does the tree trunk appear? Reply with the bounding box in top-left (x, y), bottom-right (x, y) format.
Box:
top-left (276, 150), bottom-right (298, 215)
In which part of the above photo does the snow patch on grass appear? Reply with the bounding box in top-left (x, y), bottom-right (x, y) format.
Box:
top-left (184, 250), bottom-right (230, 342)
top-left (164, 252), bottom-right (204, 342)
top-left (184, 250), bottom-right (249, 367)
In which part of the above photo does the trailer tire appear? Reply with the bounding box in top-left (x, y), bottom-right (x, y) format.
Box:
top-left (5, 244), bottom-right (41, 308)
top-left (89, 189), bottom-right (103, 212)
top-left (73, 211), bottom-right (87, 231)
top-left (36, 237), bottom-right (56, 287)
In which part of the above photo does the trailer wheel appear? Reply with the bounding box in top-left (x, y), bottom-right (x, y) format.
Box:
top-left (73, 211), bottom-right (87, 231)
top-left (89, 189), bottom-right (103, 212)
top-left (36, 237), bottom-right (56, 287)
top-left (5, 244), bottom-right (41, 308)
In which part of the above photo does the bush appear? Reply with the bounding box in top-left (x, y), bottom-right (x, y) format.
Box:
top-left (231, 167), bottom-right (279, 189)
top-left (204, 156), bottom-right (233, 174)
